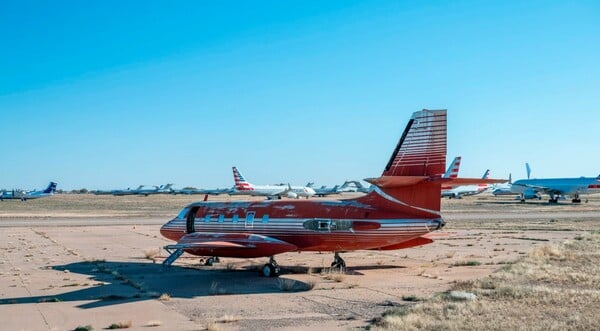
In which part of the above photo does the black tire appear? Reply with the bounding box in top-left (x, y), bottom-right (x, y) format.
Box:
top-left (205, 257), bottom-right (215, 266)
top-left (262, 264), bottom-right (279, 277)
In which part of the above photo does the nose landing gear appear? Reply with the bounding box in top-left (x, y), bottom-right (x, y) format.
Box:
top-left (331, 252), bottom-right (346, 271)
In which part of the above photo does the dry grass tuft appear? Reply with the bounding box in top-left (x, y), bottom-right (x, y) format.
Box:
top-left (322, 269), bottom-right (346, 282)
top-left (73, 325), bottom-right (93, 331)
top-left (304, 279), bottom-right (317, 290)
top-left (217, 314), bottom-right (240, 323)
top-left (146, 320), bottom-right (162, 327)
top-left (451, 260), bottom-right (482, 267)
top-left (143, 247), bottom-right (160, 260)
top-left (106, 320), bottom-right (132, 329)
top-left (209, 281), bottom-right (228, 295)
top-left (370, 232), bottom-right (600, 331)
top-left (206, 321), bottom-right (223, 331)
top-left (277, 278), bottom-right (297, 291)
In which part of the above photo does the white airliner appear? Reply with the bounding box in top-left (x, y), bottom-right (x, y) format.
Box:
top-left (441, 169), bottom-right (492, 199)
top-left (443, 156), bottom-right (461, 179)
top-left (491, 164), bottom-right (541, 200)
top-left (231, 166), bottom-right (316, 199)
top-left (337, 180), bottom-right (371, 193)
top-left (510, 163), bottom-right (600, 203)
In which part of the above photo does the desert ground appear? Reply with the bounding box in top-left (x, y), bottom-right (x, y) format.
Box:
top-left (1, 193), bottom-right (598, 331)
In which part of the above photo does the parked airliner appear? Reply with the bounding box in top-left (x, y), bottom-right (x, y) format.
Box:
top-left (337, 180), bottom-right (371, 193)
top-left (230, 167), bottom-right (316, 199)
top-left (441, 169), bottom-right (492, 199)
top-left (491, 164), bottom-right (542, 200)
top-left (440, 156), bottom-right (462, 192)
top-left (0, 182), bottom-right (57, 201)
top-left (511, 164), bottom-right (600, 203)
top-left (160, 109), bottom-right (504, 277)
top-left (309, 184), bottom-right (341, 197)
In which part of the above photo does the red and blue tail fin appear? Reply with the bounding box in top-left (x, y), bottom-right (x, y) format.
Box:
top-left (232, 166), bottom-right (253, 191)
top-left (443, 156), bottom-right (461, 178)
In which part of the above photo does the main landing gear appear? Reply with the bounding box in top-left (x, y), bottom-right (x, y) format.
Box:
top-left (204, 256), bottom-right (220, 266)
top-left (571, 194), bottom-right (582, 203)
top-left (331, 252), bottom-right (346, 271)
top-left (261, 256), bottom-right (281, 277)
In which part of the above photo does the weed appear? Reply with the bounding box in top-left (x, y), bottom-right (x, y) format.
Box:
top-left (143, 247), bottom-right (160, 259)
top-left (107, 321), bottom-right (132, 329)
top-left (402, 294), bottom-right (423, 302)
top-left (209, 281), bottom-right (228, 295)
top-left (73, 325), bottom-right (93, 331)
top-left (206, 321), bottom-right (222, 331)
top-left (218, 314), bottom-right (240, 323)
top-left (452, 260), bottom-right (481, 267)
top-left (146, 320), bottom-right (162, 327)
top-left (277, 278), bottom-right (297, 291)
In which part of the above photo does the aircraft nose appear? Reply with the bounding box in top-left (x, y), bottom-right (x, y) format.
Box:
top-left (160, 219), bottom-right (180, 241)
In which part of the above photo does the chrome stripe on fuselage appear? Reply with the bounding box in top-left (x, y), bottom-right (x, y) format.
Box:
top-left (160, 217), bottom-right (442, 251)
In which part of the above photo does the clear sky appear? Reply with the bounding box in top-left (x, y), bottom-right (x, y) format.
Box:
top-left (1, 1), bottom-right (599, 190)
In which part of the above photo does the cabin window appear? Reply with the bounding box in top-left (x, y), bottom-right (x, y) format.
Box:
top-left (232, 214), bottom-right (239, 223)
top-left (218, 214), bottom-right (224, 223)
top-left (204, 214), bottom-right (211, 223)
top-left (245, 211), bottom-right (255, 229)
top-left (262, 214), bottom-right (269, 223)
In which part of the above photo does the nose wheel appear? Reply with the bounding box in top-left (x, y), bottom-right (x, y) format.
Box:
top-left (331, 252), bottom-right (346, 271)
top-left (261, 256), bottom-right (281, 277)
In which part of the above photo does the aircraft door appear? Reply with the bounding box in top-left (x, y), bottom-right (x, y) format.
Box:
top-left (186, 207), bottom-right (199, 233)
top-left (245, 211), bottom-right (255, 229)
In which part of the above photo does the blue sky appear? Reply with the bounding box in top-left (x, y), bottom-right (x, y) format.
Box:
top-left (1, 1), bottom-right (599, 190)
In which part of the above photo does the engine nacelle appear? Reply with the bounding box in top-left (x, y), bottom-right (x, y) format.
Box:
top-left (287, 192), bottom-right (298, 199)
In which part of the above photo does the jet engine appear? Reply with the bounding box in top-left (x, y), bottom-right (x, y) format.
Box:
top-left (287, 192), bottom-right (298, 199)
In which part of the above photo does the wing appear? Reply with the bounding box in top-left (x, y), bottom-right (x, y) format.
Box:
top-left (519, 183), bottom-right (587, 195)
top-left (167, 232), bottom-right (297, 258)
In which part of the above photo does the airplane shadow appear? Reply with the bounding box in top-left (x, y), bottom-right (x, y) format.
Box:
top-left (283, 264), bottom-right (404, 276)
top-left (0, 260), bottom-right (318, 309)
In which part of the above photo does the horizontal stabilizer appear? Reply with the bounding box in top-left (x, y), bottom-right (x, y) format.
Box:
top-left (166, 241), bottom-right (248, 249)
top-left (364, 176), bottom-right (429, 188)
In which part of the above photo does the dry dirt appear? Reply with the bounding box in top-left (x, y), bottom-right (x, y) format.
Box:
top-left (0, 193), bottom-right (598, 330)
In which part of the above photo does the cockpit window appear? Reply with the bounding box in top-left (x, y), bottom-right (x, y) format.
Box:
top-left (177, 208), bottom-right (190, 219)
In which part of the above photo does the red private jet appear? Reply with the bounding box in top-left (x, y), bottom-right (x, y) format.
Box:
top-left (161, 109), bottom-right (484, 277)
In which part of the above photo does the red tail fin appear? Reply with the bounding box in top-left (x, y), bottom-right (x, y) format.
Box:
top-left (364, 109), bottom-right (447, 216)
top-left (382, 109), bottom-right (447, 177)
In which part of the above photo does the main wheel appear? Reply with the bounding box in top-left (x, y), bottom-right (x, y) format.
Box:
top-left (261, 263), bottom-right (280, 277)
